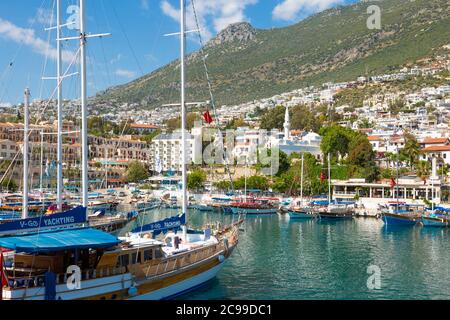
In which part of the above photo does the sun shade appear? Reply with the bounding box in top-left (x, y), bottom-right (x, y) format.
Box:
top-left (0, 228), bottom-right (121, 253)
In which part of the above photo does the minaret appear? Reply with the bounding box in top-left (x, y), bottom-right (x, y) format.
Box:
top-left (283, 105), bottom-right (290, 142)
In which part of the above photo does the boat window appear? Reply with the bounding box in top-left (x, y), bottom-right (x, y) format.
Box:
top-left (143, 250), bottom-right (153, 261)
top-left (154, 248), bottom-right (163, 259)
top-left (131, 252), bottom-right (141, 264)
top-left (116, 254), bottom-right (130, 267)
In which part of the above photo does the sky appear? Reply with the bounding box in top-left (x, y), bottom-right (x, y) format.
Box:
top-left (0, 0), bottom-right (357, 106)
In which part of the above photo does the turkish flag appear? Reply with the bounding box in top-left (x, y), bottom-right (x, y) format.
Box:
top-left (203, 110), bottom-right (213, 124)
top-left (0, 250), bottom-right (8, 292)
top-left (390, 178), bottom-right (396, 189)
top-left (320, 171), bottom-right (326, 182)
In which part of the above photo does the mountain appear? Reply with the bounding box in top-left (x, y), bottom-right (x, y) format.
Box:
top-left (93, 0), bottom-right (450, 110)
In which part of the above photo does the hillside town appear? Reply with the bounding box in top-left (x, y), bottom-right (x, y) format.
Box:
top-left (1, 54), bottom-right (449, 214)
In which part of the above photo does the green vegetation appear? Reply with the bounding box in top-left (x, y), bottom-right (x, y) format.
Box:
top-left (125, 161), bottom-right (149, 183)
top-left (0, 178), bottom-right (18, 192)
top-left (165, 113), bottom-right (201, 132)
top-left (93, 0), bottom-right (450, 110)
top-left (187, 169), bottom-right (207, 190)
top-left (260, 104), bottom-right (327, 131)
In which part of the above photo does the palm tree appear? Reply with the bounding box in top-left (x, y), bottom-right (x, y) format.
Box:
top-left (401, 133), bottom-right (421, 169)
top-left (416, 160), bottom-right (431, 183)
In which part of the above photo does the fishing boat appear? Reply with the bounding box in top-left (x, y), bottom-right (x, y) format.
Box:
top-left (380, 203), bottom-right (423, 226)
top-left (421, 207), bottom-right (449, 228)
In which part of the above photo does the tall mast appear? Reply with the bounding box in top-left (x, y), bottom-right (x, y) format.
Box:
top-left (22, 88), bottom-right (30, 219)
top-left (80, 0), bottom-right (88, 210)
top-left (180, 0), bottom-right (188, 221)
top-left (56, 0), bottom-right (63, 211)
top-left (328, 153), bottom-right (331, 205)
top-left (300, 153), bottom-right (304, 204)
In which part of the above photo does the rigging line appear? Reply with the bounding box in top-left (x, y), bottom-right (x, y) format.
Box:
top-left (39, 0), bottom-right (57, 101)
top-left (110, 1), bottom-right (145, 77)
top-left (1, 47), bottom-right (81, 181)
top-left (190, 0), bottom-right (235, 194)
top-left (0, 0), bottom-right (48, 103)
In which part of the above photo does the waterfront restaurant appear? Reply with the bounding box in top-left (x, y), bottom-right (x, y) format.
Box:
top-left (333, 177), bottom-right (443, 210)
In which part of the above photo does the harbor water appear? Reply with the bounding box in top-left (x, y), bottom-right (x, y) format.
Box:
top-left (121, 208), bottom-right (450, 300)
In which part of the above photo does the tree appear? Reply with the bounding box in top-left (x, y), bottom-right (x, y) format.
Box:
top-left (226, 118), bottom-right (248, 130)
top-left (347, 135), bottom-right (376, 167)
top-left (125, 161), bottom-right (149, 183)
top-left (291, 104), bottom-right (322, 132)
top-left (166, 113), bottom-right (201, 132)
top-left (416, 160), bottom-right (431, 183)
top-left (0, 178), bottom-right (18, 192)
top-left (260, 105), bottom-right (286, 130)
top-left (187, 169), bottom-right (207, 190)
top-left (320, 125), bottom-right (358, 159)
top-left (401, 133), bottom-right (421, 169)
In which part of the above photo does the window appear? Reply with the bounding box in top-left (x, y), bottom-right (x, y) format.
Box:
top-left (143, 250), bottom-right (153, 261)
top-left (131, 252), bottom-right (141, 264)
top-left (116, 254), bottom-right (130, 267)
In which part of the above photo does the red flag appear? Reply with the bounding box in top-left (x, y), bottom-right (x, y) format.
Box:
top-left (320, 171), bottom-right (326, 182)
top-left (390, 178), bottom-right (396, 189)
top-left (0, 250), bottom-right (8, 293)
top-left (203, 110), bottom-right (213, 124)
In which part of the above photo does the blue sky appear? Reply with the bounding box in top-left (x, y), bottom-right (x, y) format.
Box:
top-left (0, 0), bottom-right (356, 106)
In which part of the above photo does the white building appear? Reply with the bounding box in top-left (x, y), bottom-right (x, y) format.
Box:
top-left (151, 127), bottom-right (202, 172)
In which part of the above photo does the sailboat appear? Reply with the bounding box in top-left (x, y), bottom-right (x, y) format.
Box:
top-left (317, 153), bottom-right (354, 220)
top-left (288, 153), bottom-right (316, 219)
top-left (0, 0), bottom-right (240, 300)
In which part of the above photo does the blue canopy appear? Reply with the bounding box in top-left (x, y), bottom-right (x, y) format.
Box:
top-left (0, 228), bottom-right (121, 253)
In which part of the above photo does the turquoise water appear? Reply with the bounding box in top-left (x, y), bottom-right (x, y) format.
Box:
top-left (122, 209), bottom-right (450, 300)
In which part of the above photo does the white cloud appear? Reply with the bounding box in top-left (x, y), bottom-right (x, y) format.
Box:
top-left (272, 0), bottom-right (344, 21)
top-left (160, 0), bottom-right (258, 40)
top-left (115, 68), bottom-right (136, 79)
top-left (141, 0), bottom-right (150, 11)
top-left (28, 8), bottom-right (56, 26)
top-left (0, 18), bottom-right (75, 63)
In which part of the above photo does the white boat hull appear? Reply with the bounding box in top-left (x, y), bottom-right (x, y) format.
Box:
top-left (128, 261), bottom-right (225, 300)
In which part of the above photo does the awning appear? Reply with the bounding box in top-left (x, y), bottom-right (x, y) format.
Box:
top-left (0, 228), bottom-right (121, 253)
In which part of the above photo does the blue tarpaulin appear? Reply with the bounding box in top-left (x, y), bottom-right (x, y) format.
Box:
top-left (0, 228), bottom-right (121, 253)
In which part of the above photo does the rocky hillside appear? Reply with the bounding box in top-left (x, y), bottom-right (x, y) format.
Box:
top-left (93, 0), bottom-right (450, 110)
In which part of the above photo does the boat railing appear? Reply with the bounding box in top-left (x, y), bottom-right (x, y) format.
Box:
top-left (145, 243), bottom-right (220, 279)
top-left (6, 266), bottom-right (127, 290)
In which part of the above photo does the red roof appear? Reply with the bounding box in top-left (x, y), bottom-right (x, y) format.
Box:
top-left (421, 137), bottom-right (448, 145)
top-left (422, 145), bottom-right (450, 152)
top-left (368, 136), bottom-right (383, 141)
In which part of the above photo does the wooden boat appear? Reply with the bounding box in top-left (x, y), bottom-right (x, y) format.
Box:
top-left (0, 220), bottom-right (240, 300)
top-left (421, 209), bottom-right (449, 228)
top-left (380, 203), bottom-right (422, 226)
top-left (228, 199), bottom-right (278, 215)
top-left (317, 204), bottom-right (354, 220)
top-left (288, 209), bottom-right (316, 219)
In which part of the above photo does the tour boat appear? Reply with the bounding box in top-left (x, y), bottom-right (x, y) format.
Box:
top-left (0, 220), bottom-right (239, 300)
